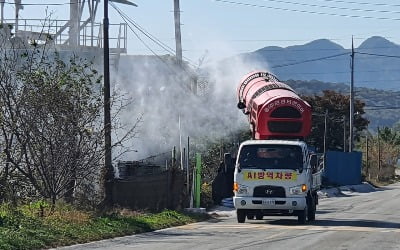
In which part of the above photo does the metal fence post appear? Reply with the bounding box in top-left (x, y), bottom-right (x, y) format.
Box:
top-left (195, 153), bottom-right (201, 208)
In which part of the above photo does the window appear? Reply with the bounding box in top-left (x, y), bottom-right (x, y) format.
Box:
top-left (238, 144), bottom-right (303, 170)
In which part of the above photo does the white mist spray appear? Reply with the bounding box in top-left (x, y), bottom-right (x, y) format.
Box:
top-left (112, 52), bottom-right (268, 162)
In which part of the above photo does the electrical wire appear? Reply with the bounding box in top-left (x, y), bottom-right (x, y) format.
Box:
top-left (110, 2), bottom-right (196, 67)
top-left (289, 68), bottom-right (400, 75)
top-left (315, 0), bottom-right (400, 8)
top-left (257, 0), bottom-right (400, 15)
top-left (215, 0), bottom-right (400, 21)
top-left (112, 3), bottom-right (190, 63)
top-left (235, 44), bottom-right (399, 53)
top-left (271, 52), bottom-right (349, 68)
top-left (3, 1), bottom-right (76, 6)
top-left (364, 106), bottom-right (400, 110)
top-left (110, 1), bottom-right (199, 84)
top-left (356, 52), bottom-right (400, 59)
top-left (111, 3), bottom-right (176, 55)
top-left (359, 79), bottom-right (400, 83)
top-left (2, 1), bottom-right (136, 6)
top-left (110, 4), bottom-right (178, 73)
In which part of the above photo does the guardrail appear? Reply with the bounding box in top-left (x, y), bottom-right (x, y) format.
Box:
top-left (3, 18), bottom-right (127, 51)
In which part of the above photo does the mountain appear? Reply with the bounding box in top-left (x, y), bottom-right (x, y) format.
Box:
top-left (241, 36), bottom-right (400, 90)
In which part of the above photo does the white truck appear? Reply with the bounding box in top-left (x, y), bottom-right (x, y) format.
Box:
top-left (233, 71), bottom-right (323, 224)
top-left (233, 140), bottom-right (322, 224)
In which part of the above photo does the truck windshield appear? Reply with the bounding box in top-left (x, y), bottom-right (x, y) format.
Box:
top-left (238, 144), bottom-right (303, 170)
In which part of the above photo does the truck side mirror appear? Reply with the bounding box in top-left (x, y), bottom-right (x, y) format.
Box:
top-left (309, 154), bottom-right (317, 170)
top-left (224, 153), bottom-right (234, 171)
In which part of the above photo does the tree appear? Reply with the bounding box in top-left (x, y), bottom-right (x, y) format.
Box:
top-left (0, 47), bottom-right (105, 204)
top-left (302, 90), bottom-right (369, 152)
top-left (0, 25), bottom-right (140, 206)
top-left (379, 127), bottom-right (400, 145)
top-left (200, 128), bottom-right (251, 183)
top-left (362, 127), bottom-right (400, 182)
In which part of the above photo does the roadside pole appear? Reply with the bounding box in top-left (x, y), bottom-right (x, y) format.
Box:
top-left (195, 153), bottom-right (202, 208)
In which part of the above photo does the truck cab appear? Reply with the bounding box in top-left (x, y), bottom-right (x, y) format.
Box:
top-left (233, 140), bottom-right (321, 224)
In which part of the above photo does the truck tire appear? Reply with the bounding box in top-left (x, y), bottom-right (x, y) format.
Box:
top-left (255, 213), bottom-right (263, 220)
top-left (237, 209), bottom-right (246, 223)
top-left (308, 196), bottom-right (316, 222)
top-left (297, 206), bottom-right (307, 225)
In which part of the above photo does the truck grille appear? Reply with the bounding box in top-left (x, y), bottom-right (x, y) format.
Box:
top-left (253, 185), bottom-right (286, 198)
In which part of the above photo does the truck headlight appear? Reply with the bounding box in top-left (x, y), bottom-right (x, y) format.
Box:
top-left (289, 184), bottom-right (307, 195)
top-left (234, 183), bottom-right (250, 195)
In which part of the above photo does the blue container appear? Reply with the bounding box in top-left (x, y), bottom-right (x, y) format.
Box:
top-left (324, 151), bottom-right (362, 186)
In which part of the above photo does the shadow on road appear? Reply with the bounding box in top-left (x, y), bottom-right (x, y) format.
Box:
top-left (133, 230), bottom-right (215, 240)
top-left (310, 218), bottom-right (400, 229)
top-left (257, 218), bottom-right (400, 229)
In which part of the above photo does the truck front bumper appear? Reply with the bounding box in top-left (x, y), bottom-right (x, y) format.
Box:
top-left (233, 196), bottom-right (306, 210)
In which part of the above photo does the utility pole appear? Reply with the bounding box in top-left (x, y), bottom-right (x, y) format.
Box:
top-left (349, 37), bottom-right (355, 152)
top-left (103, 0), bottom-right (113, 207)
top-left (173, 0), bottom-right (183, 65)
top-left (343, 115), bottom-right (346, 152)
top-left (377, 127), bottom-right (381, 180)
top-left (324, 110), bottom-right (328, 155)
top-left (1, 0), bottom-right (4, 25)
top-left (365, 135), bottom-right (369, 179)
top-left (69, 0), bottom-right (79, 46)
top-left (14, 0), bottom-right (23, 34)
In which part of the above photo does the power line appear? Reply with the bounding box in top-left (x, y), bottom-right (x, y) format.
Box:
top-left (364, 106), bottom-right (400, 111)
top-left (3, 1), bottom-right (77, 6)
top-left (356, 51), bottom-right (400, 59)
top-left (3, 1), bottom-right (136, 6)
top-left (257, 0), bottom-right (400, 15)
top-left (315, 0), bottom-right (400, 8)
top-left (271, 52), bottom-right (349, 68)
top-left (4, 0), bottom-right (400, 9)
top-left (266, 50), bottom-right (400, 72)
top-left (280, 69), bottom-right (400, 75)
top-left (359, 79), bottom-right (400, 83)
top-left (357, 46), bottom-right (399, 51)
top-left (110, 1), bottom-right (200, 83)
top-left (257, 47), bottom-right (346, 52)
top-left (243, 45), bottom-right (400, 53)
top-left (110, 2), bottom-right (196, 66)
top-left (110, 3), bottom-right (178, 73)
top-left (215, 0), bottom-right (400, 21)
top-left (111, 3), bottom-right (175, 55)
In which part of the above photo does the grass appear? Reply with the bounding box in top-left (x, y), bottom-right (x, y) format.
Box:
top-left (0, 203), bottom-right (208, 250)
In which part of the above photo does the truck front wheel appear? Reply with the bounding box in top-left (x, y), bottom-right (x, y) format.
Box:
top-left (237, 209), bottom-right (246, 223)
top-left (307, 196), bottom-right (316, 221)
top-left (297, 206), bottom-right (307, 224)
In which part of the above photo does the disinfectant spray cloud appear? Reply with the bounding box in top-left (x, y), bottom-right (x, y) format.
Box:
top-left (112, 53), bottom-right (268, 162)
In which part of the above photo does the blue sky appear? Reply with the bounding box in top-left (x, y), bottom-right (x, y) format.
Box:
top-left (2, 0), bottom-right (400, 64)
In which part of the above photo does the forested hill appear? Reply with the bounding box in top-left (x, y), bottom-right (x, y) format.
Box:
top-left (285, 79), bottom-right (400, 130)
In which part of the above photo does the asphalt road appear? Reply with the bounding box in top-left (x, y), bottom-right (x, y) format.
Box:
top-left (59, 183), bottom-right (400, 250)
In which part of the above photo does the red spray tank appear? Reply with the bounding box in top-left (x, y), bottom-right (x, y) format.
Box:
top-left (237, 71), bottom-right (312, 140)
